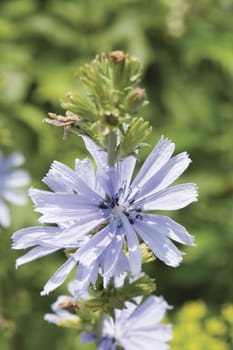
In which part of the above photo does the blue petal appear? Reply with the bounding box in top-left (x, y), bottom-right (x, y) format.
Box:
top-left (76, 224), bottom-right (114, 266)
top-left (80, 332), bottom-right (97, 344)
top-left (41, 257), bottom-right (77, 295)
top-left (131, 136), bottom-right (175, 193)
top-left (142, 183), bottom-right (198, 210)
top-left (16, 246), bottom-right (60, 268)
top-left (103, 295), bottom-right (172, 350)
top-left (101, 250), bottom-right (129, 281)
top-left (118, 155), bottom-right (137, 198)
top-left (0, 152), bottom-right (25, 170)
top-left (135, 220), bottom-right (184, 267)
top-left (1, 169), bottom-right (30, 188)
top-left (97, 338), bottom-right (116, 350)
top-left (96, 156), bottom-right (136, 199)
top-left (82, 136), bottom-right (107, 169)
top-left (12, 226), bottom-right (63, 249)
top-left (73, 262), bottom-right (99, 299)
top-left (102, 231), bottom-right (124, 282)
top-left (67, 279), bottom-right (81, 296)
top-left (134, 152), bottom-right (191, 200)
top-left (29, 189), bottom-right (103, 224)
top-left (43, 160), bottom-right (103, 198)
top-left (143, 214), bottom-right (195, 245)
top-left (74, 158), bottom-right (96, 190)
top-left (1, 188), bottom-right (27, 205)
top-left (96, 169), bottom-right (118, 198)
top-left (50, 216), bottom-right (107, 247)
top-left (43, 160), bottom-right (82, 192)
top-left (120, 335), bottom-right (171, 350)
top-left (129, 296), bottom-right (172, 325)
top-left (44, 313), bottom-right (60, 324)
top-left (121, 215), bottom-right (141, 275)
top-left (0, 198), bottom-right (11, 228)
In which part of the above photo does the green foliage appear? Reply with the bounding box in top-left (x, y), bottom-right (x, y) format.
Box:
top-left (0, 0), bottom-right (233, 349)
top-left (86, 274), bottom-right (156, 314)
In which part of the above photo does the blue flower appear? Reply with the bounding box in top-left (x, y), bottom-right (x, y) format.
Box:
top-left (0, 151), bottom-right (30, 228)
top-left (45, 278), bottom-right (172, 350)
top-left (81, 295), bottom-right (172, 350)
top-left (12, 136), bottom-right (197, 297)
top-left (44, 280), bottom-right (81, 326)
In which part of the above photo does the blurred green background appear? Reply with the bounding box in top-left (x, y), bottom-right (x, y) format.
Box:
top-left (0, 0), bottom-right (233, 349)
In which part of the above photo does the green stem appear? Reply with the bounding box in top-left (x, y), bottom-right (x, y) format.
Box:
top-left (107, 131), bottom-right (117, 167)
top-left (95, 310), bottom-right (104, 346)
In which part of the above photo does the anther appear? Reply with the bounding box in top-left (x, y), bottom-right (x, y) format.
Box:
top-left (128, 217), bottom-right (135, 225)
top-left (99, 202), bottom-right (109, 209)
top-left (128, 198), bottom-right (135, 205)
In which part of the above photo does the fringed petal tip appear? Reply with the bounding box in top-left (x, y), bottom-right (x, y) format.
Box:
top-left (169, 256), bottom-right (183, 268)
top-left (194, 184), bottom-right (199, 201)
top-left (15, 257), bottom-right (25, 269)
top-left (28, 186), bottom-right (34, 196)
top-left (28, 187), bottom-right (39, 205)
top-left (185, 235), bottom-right (196, 247)
top-left (40, 289), bottom-right (49, 296)
top-left (185, 230), bottom-right (196, 247)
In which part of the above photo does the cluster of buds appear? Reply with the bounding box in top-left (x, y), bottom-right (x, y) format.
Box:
top-left (44, 51), bottom-right (151, 165)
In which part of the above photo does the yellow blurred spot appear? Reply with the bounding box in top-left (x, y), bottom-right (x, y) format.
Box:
top-left (205, 317), bottom-right (227, 336)
top-left (222, 304), bottom-right (233, 324)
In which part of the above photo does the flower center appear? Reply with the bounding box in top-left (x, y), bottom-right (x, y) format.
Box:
top-left (98, 188), bottom-right (143, 226)
top-left (112, 203), bottom-right (124, 218)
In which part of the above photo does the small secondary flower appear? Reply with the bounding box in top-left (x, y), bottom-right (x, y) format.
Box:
top-left (45, 279), bottom-right (172, 350)
top-left (12, 136), bottom-right (198, 297)
top-left (82, 295), bottom-right (172, 350)
top-left (0, 151), bottom-right (30, 228)
top-left (44, 280), bottom-right (80, 326)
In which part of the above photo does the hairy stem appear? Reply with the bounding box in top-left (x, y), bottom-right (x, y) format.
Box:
top-left (107, 131), bottom-right (117, 167)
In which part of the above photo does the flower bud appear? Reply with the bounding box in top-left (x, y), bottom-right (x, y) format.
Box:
top-left (124, 88), bottom-right (146, 113)
top-left (104, 110), bottom-right (120, 126)
top-left (107, 50), bottom-right (126, 63)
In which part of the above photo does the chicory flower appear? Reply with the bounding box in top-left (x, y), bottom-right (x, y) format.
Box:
top-left (12, 136), bottom-right (197, 297)
top-left (82, 295), bottom-right (172, 350)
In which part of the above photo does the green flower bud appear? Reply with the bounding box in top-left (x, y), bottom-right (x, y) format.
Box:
top-left (107, 50), bottom-right (126, 63)
top-left (124, 88), bottom-right (146, 113)
top-left (45, 52), bottom-right (152, 162)
top-left (118, 117), bottom-right (152, 158)
top-left (104, 110), bottom-right (120, 126)
top-left (57, 318), bottom-right (83, 330)
top-left (61, 92), bottom-right (98, 121)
